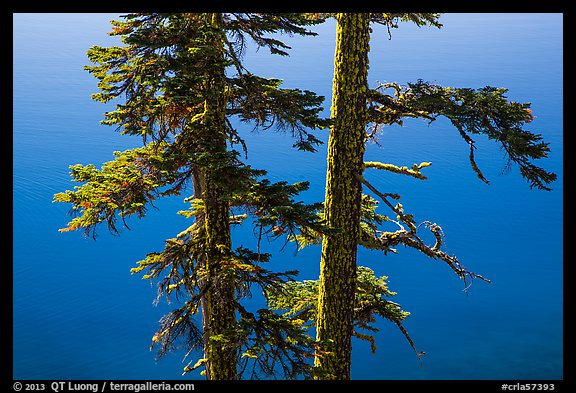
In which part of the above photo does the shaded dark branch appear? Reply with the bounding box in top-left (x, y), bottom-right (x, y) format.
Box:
top-left (224, 117), bottom-right (248, 159)
top-left (468, 140), bottom-right (490, 185)
top-left (235, 303), bottom-right (316, 380)
top-left (393, 320), bottom-right (425, 360)
top-left (224, 37), bottom-right (247, 77)
top-left (353, 171), bottom-right (411, 230)
top-left (150, 300), bottom-right (204, 360)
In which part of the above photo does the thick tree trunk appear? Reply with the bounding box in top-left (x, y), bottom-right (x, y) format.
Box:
top-left (199, 13), bottom-right (237, 380)
top-left (314, 13), bottom-right (371, 380)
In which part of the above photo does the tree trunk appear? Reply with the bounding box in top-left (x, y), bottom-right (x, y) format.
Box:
top-left (199, 13), bottom-right (237, 380)
top-left (191, 169), bottom-right (212, 380)
top-left (314, 13), bottom-right (371, 380)
top-left (203, 169), bottom-right (236, 380)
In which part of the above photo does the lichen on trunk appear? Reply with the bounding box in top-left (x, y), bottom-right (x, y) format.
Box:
top-left (199, 13), bottom-right (238, 380)
top-left (314, 13), bottom-right (371, 380)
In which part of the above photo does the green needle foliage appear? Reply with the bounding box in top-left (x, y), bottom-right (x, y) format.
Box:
top-left (289, 13), bottom-right (556, 380)
top-left (52, 12), bottom-right (557, 381)
top-left (267, 266), bottom-right (417, 358)
top-left (368, 81), bottom-right (556, 190)
top-left (54, 142), bottom-right (182, 237)
top-left (54, 13), bottom-right (331, 380)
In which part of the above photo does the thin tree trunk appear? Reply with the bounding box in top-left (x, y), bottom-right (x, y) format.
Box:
top-left (198, 13), bottom-right (237, 380)
top-left (191, 169), bottom-right (212, 380)
top-left (203, 168), bottom-right (236, 379)
top-left (314, 13), bottom-right (371, 380)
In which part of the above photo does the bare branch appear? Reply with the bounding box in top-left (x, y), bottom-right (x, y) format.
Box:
top-left (354, 171), bottom-right (491, 291)
top-left (364, 161), bottom-right (432, 180)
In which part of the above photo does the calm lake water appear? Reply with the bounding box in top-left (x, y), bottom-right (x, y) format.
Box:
top-left (13, 13), bottom-right (563, 380)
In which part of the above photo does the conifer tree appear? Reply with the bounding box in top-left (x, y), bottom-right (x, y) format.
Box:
top-left (54, 13), bottom-right (330, 380)
top-left (269, 13), bottom-right (557, 380)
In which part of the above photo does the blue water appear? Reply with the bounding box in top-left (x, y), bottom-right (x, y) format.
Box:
top-left (13, 13), bottom-right (563, 380)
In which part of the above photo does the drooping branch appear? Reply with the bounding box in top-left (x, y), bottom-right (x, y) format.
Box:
top-left (369, 80), bottom-right (557, 190)
top-left (224, 13), bottom-right (320, 57)
top-left (467, 140), bottom-right (491, 184)
top-left (151, 300), bottom-right (204, 360)
top-left (229, 177), bottom-right (331, 252)
top-left (228, 74), bottom-right (330, 152)
top-left (53, 142), bottom-right (187, 238)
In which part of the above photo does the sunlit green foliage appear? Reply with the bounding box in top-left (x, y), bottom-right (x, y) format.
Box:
top-left (54, 142), bottom-right (182, 237)
top-left (54, 13), bottom-right (330, 380)
top-left (267, 266), bottom-right (419, 356)
top-left (298, 12), bottom-right (556, 379)
top-left (369, 81), bottom-right (556, 190)
top-left (53, 12), bottom-right (557, 380)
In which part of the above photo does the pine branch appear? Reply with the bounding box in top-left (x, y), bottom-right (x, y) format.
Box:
top-left (53, 143), bottom-right (185, 238)
top-left (225, 13), bottom-right (320, 57)
top-left (369, 80), bottom-right (557, 190)
top-left (150, 300), bottom-right (204, 360)
top-left (267, 267), bottom-right (420, 362)
top-left (235, 305), bottom-right (318, 380)
top-left (228, 74), bottom-right (329, 152)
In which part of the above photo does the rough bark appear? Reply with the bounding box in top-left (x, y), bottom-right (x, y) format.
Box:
top-left (203, 167), bottom-right (236, 380)
top-left (200, 13), bottom-right (237, 380)
top-left (191, 169), bottom-right (213, 379)
top-left (314, 13), bottom-right (371, 380)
